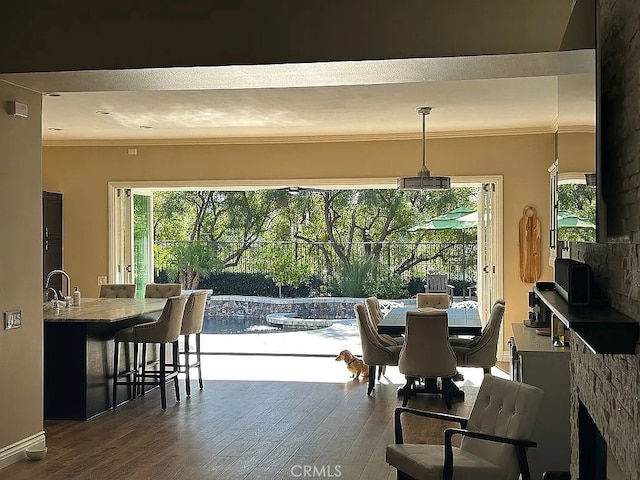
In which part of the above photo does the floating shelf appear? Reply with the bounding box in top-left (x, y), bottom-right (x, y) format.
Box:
top-left (534, 286), bottom-right (639, 354)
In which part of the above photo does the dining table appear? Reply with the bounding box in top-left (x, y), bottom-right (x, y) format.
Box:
top-left (43, 297), bottom-right (167, 420)
top-left (377, 306), bottom-right (483, 336)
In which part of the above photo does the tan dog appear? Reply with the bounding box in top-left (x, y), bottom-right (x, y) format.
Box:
top-left (335, 350), bottom-right (369, 378)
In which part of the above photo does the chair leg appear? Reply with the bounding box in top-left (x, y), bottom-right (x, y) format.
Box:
top-left (172, 341), bottom-right (180, 403)
top-left (401, 377), bottom-right (414, 407)
top-left (132, 342), bottom-right (139, 398)
top-left (483, 367), bottom-right (491, 375)
top-left (196, 332), bottom-right (203, 390)
top-left (160, 344), bottom-right (167, 409)
top-left (184, 334), bottom-right (192, 397)
top-left (367, 365), bottom-right (376, 395)
top-left (140, 343), bottom-right (147, 396)
top-left (442, 376), bottom-right (452, 409)
top-left (112, 340), bottom-right (119, 409)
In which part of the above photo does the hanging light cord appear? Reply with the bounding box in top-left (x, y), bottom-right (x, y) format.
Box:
top-left (418, 106), bottom-right (432, 177)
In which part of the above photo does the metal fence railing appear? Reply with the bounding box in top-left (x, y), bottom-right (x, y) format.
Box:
top-left (154, 240), bottom-right (477, 287)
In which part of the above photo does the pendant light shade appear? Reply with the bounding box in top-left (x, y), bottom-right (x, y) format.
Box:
top-left (397, 107), bottom-right (451, 190)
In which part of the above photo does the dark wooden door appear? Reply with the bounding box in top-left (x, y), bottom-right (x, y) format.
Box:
top-left (43, 191), bottom-right (63, 293)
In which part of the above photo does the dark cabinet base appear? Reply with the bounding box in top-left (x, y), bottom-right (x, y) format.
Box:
top-left (44, 318), bottom-right (155, 420)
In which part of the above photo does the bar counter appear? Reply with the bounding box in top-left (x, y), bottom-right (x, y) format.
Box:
top-left (44, 298), bottom-right (166, 420)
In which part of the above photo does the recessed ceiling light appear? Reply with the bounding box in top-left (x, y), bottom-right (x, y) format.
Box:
top-left (95, 110), bottom-right (113, 115)
top-left (139, 125), bottom-right (153, 129)
top-left (48, 127), bottom-right (64, 131)
top-left (44, 92), bottom-right (62, 97)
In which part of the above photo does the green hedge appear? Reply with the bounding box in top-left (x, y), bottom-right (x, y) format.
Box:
top-left (155, 270), bottom-right (475, 298)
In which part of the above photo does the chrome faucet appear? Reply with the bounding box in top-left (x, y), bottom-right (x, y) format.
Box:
top-left (45, 287), bottom-right (60, 309)
top-left (45, 269), bottom-right (71, 300)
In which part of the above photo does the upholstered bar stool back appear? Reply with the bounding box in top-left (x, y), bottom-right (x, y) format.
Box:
top-left (178, 290), bottom-right (208, 396)
top-left (145, 283), bottom-right (182, 298)
top-left (113, 294), bottom-right (188, 410)
top-left (100, 284), bottom-right (136, 298)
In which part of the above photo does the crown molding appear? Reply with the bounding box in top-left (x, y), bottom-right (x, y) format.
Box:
top-left (42, 124), bottom-right (594, 148)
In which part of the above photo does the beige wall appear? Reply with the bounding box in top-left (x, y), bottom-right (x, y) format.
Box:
top-left (558, 131), bottom-right (596, 173)
top-left (0, 83), bottom-right (43, 450)
top-left (42, 132), bottom-right (594, 350)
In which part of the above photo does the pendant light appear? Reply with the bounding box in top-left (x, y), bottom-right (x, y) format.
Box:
top-left (397, 107), bottom-right (451, 190)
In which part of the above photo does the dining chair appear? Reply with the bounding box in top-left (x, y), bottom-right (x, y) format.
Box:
top-left (354, 303), bottom-right (402, 395)
top-left (387, 374), bottom-right (544, 480)
top-left (450, 299), bottom-right (505, 374)
top-left (173, 290), bottom-right (207, 396)
top-left (144, 283), bottom-right (182, 298)
top-left (416, 292), bottom-right (450, 309)
top-left (365, 296), bottom-right (404, 346)
top-left (99, 283), bottom-right (136, 298)
top-left (398, 309), bottom-right (458, 408)
top-left (112, 294), bottom-right (188, 410)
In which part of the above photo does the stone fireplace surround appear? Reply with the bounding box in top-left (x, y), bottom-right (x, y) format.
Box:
top-left (570, 243), bottom-right (640, 479)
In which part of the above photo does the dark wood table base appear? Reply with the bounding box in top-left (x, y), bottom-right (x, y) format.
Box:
top-left (397, 378), bottom-right (465, 401)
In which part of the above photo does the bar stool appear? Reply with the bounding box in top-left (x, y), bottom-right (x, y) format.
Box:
top-left (140, 283), bottom-right (182, 387)
top-left (100, 284), bottom-right (136, 298)
top-left (112, 295), bottom-right (188, 409)
top-left (174, 290), bottom-right (208, 396)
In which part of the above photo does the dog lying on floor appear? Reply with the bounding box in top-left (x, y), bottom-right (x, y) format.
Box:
top-left (335, 350), bottom-right (369, 378)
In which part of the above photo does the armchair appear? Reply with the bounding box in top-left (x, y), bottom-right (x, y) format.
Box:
top-left (386, 374), bottom-right (544, 480)
top-left (450, 300), bottom-right (505, 374)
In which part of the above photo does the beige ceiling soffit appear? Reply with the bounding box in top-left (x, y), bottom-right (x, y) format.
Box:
top-left (41, 126), bottom-right (562, 148)
top-left (2, 50), bottom-right (595, 93)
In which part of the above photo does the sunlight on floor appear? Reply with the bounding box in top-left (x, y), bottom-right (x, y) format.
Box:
top-left (197, 354), bottom-right (507, 387)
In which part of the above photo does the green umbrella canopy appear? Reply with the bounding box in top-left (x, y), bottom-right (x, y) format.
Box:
top-left (409, 206), bottom-right (477, 231)
top-left (557, 211), bottom-right (595, 229)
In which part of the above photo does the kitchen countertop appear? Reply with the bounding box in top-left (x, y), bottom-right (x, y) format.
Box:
top-left (43, 297), bottom-right (166, 323)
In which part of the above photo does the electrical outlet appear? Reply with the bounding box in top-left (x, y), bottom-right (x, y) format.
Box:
top-left (97, 275), bottom-right (108, 285)
top-left (4, 310), bottom-right (22, 330)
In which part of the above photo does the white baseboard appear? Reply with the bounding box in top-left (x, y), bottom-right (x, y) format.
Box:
top-left (0, 431), bottom-right (46, 470)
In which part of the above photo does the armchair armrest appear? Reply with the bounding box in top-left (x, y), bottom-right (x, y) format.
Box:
top-left (393, 407), bottom-right (468, 444)
top-left (443, 428), bottom-right (537, 480)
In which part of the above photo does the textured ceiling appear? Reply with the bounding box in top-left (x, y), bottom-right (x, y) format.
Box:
top-left (2, 51), bottom-right (595, 144)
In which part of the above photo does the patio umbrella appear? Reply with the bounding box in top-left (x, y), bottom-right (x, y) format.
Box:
top-left (557, 211), bottom-right (595, 229)
top-left (408, 206), bottom-right (477, 232)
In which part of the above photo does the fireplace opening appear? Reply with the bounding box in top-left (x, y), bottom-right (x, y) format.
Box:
top-left (578, 401), bottom-right (625, 480)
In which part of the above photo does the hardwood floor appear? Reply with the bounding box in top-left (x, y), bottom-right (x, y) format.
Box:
top-left (1, 357), bottom-right (497, 480)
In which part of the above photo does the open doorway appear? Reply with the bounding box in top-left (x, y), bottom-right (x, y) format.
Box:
top-left (108, 177), bottom-right (503, 358)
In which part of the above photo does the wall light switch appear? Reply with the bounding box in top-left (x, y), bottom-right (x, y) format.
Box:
top-left (97, 275), bottom-right (108, 285)
top-left (4, 310), bottom-right (22, 330)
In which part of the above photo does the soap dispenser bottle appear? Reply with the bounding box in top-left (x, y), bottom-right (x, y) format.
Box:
top-left (72, 286), bottom-right (81, 306)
